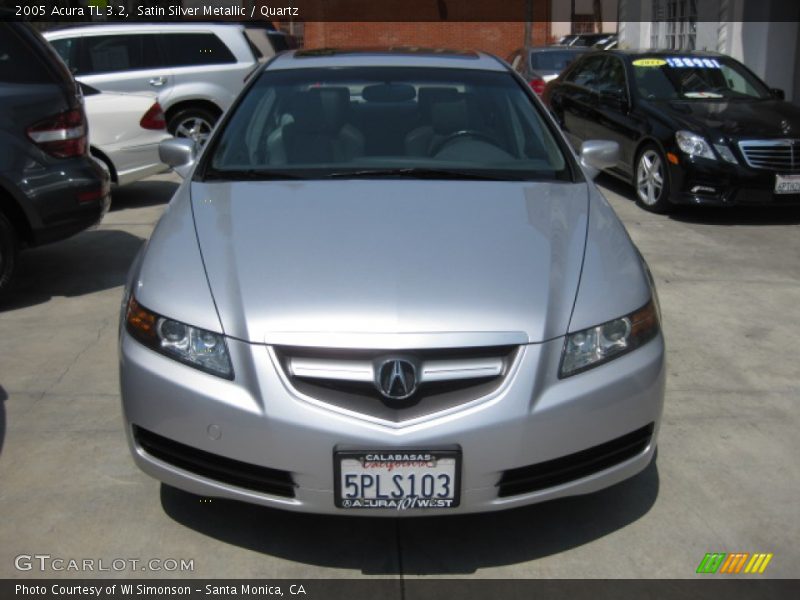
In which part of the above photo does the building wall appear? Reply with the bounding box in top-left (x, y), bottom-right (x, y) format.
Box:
top-left (302, 22), bottom-right (550, 59)
top-left (550, 0), bottom-right (619, 39)
top-left (725, 22), bottom-right (799, 99)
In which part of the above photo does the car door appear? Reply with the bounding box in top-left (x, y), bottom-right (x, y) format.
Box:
top-left (159, 31), bottom-right (248, 113)
top-left (72, 33), bottom-right (173, 97)
top-left (547, 54), bottom-right (607, 150)
top-left (589, 56), bottom-right (647, 178)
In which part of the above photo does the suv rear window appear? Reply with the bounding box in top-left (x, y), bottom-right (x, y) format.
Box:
top-left (530, 51), bottom-right (583, 72)
top-left (161, 33), bottom-right (236, 67)
top-left (0, 24), bottom-right (53, 84)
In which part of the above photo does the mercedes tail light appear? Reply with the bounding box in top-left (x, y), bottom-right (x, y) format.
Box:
top-left (26, 109), bottom-right (87, 158)
top-left (139, 102), bottom-right (166, 130)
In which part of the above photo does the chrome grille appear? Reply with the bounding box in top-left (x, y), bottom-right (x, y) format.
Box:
top-left (738, 139), bottom-right (800, 172)
top-left (273, 345), bottom-right (520, 423)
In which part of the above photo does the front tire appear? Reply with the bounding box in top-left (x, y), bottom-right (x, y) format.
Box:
top-left (0, 211), bottom-right (20, 299)
top-left (168, 107), bottom-right (217, 146)
top-left (635, 144), bottom-right (672, 213)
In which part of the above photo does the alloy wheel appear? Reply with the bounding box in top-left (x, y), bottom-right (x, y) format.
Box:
top-left (636, 150), bottom-right (664, 206)
top-left (174, 116), bottom-right (212, 146)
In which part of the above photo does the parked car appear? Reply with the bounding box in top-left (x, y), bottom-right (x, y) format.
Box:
top-left (0, 22), bottom-right (110, 297)
top-left (507, 46), bottom-right (587, 95)
top-left (543, 50), bottom-right (800, 212)
top-left (120, 48), bottom-right (665, 515)
top-left (243, 22), bottom-right (299, 60)
top-left (81, 84), bottom-right (171, 186)
top-left (556, 33), bottom-right (618, 48)
top-left (45, 23), bottom-right (267, 145)
top-left (594, 36), bottom-right (618, 50)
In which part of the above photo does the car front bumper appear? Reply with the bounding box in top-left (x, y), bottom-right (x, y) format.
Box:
top-left (669, 156), bottom-right (800, 206)
top-left (120, 330), bottom-right (666, 516)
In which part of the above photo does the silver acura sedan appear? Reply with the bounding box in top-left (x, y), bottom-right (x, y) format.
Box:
top-left (120, 49), bottom-right (665, 515)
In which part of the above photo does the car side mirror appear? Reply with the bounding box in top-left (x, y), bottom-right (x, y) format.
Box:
top-left (159, 138), bottom-right (196, 179)
top-left (580, 140), bottom-right (620, 178)
top-left (770, 88), bottom-right (785, 100)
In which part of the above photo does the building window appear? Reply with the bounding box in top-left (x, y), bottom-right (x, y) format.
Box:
top-left (651, 0), bottom-right (697, 50)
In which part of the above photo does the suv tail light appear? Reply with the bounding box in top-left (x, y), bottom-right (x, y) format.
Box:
top-left (529, 77), bottom-right (546, 96)
top-left (139, 102), bottom-right (166, 130)
top-left (26, 109), bottom-right (87, 158)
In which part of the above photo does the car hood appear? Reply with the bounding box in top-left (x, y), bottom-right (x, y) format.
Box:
top-left (650, 99), bottom-right (800, 138)
top-left (190, 180), bottom-right (589, 347)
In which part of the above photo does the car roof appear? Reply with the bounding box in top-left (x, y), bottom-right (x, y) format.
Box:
top-left (603, 49), bottom-right (726, 58)
top-left (44, 22), bottom-right (246, 37)
top-left (267, 48), bottom-right (507, 71)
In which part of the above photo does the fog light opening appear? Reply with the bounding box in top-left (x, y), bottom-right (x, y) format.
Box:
top-left (690, 185), bottom-right (717, 195)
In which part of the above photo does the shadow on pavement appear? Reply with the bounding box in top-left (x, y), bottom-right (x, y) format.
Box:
top-left (0, 229), bottom-right (144, 312)
top-left (595, 172), bottom-right (637, 202)
top-left (161, 459), bottom-right (659, 574)
top-left (110, 178), bottom-right (178, 212)
top-left (0, 385), bottom-right (6, 456)
top-left (594, 172), bottom-right (800, 225)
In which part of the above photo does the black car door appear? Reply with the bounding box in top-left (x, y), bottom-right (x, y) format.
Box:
top-left (547, 54), bottom-right (607, 151)
top-left (589, 55), bottom-right (645, 178)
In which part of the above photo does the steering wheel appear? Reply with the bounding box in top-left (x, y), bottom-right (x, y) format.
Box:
top-left (431, 130), bottom-right (499, 156)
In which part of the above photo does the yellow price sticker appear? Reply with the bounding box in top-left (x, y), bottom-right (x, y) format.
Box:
top-left (633, 58), bottom-right (667, 67)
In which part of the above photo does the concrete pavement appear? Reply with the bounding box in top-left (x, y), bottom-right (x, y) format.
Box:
top-left (0, 172), bottom-right (798, 579)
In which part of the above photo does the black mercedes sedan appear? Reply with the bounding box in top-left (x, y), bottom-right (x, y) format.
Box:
top-left (543, 50), bottom-right (800, 212)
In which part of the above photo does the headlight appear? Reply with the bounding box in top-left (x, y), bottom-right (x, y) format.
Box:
top-left (560, 300), bottom-right (660, 378)
top-left (125, 296), bottom-right (233, 379)
top-left (675, 130), bottom-right (716, 160)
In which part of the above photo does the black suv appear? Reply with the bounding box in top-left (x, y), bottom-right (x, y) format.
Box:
top-left (0, 21), bottom-right (110, 296)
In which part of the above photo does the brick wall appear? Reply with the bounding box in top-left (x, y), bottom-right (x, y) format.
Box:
top-left (303, 22), bottom-right (552, 60)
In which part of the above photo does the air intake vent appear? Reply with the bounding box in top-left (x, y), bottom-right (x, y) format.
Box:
top-left (497, 423), bottom-right (654, 497)
top-left (134, 426), bottom-right (296, 498)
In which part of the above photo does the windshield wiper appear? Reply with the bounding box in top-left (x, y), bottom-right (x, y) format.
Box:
top-left (323, 167), bottom-right (526, 181)
top-left (203, 168), bottom-right (310, 181)
top-left (203, 167), bottom-right (545, 182)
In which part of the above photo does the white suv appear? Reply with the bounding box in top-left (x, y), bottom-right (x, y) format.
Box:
top-left (45, 23), bottom-right (265, 145)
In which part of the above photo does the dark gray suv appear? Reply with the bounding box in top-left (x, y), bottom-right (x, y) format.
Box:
top-left (0, 21), bottom-right (110, 297)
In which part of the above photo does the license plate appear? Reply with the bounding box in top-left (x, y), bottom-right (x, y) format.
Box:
top-left (334, 450), bottom-right (460, 510)
top-left (775, 174), bottom-right (800, 194)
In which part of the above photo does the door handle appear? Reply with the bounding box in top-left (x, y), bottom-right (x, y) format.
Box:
top-left (149, 77), bottom-right (166, 87)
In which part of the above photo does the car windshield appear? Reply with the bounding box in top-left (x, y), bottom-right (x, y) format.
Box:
top-left (206, 66), bottom-right (569, 181)
top-left (633, 56), bottom-right (771, 101)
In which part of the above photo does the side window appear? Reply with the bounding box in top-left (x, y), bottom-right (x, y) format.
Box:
top-left (0, 25), bottom-right (51, 84)
top-left (80, 34), bottom-right (160, 75)
top-left (161, 33), bottom-right (236, 68)
top-left (596, 57), bottom-right (628, 96)
top-left (49, 38), bottom-right (78, 73)
top-left (564, 55), bottom-right (606, 89)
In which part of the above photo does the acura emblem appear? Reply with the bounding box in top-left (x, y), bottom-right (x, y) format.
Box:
top-left (376, 359), bottom-right (417, 400)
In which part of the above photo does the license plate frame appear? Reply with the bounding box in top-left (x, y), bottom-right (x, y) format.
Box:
top-left (774, 174), bottom-right (800, 194)
top-left (334, 449), bottom-right (461, 510)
